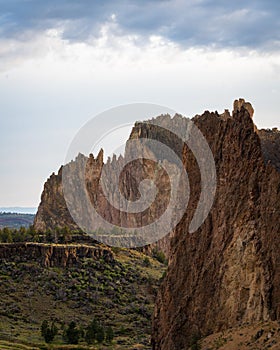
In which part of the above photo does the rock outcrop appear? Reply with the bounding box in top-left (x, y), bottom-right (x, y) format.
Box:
top-left (259, 127), bottom-right (280, 172)
top-left (34, 166), bottom-right (78, 232)
top-left (0, 242), bottom-right (113, 267)
top-left (233, 98), bottom-right (254, 118)
top-left (34, 115), bottom-right (189, 255)
top-left (152, 102), bottom-right (280, 349)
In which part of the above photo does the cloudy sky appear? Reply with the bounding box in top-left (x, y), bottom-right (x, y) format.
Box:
top-left (0, 0), bottom-right (279, 207)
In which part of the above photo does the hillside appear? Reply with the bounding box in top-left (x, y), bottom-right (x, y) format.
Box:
top-left (0, 242), bottom-right (166, 349)
top-left (0, 213), bottom-right (34, 229)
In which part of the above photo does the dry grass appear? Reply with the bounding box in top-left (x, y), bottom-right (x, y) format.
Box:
top-left (199, 321), bottom-right (280, 350)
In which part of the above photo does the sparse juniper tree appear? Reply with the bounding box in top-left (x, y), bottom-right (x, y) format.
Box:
top-left (143, 256), bottom-right (151, 267)
top-left (96, 324), bottom-right (105, 343)
top-left (18, 226), bottom-right (27, 239)
top-left (0, 229), bottom-right (3, 243)
top-left (105, 326), bottom-right (114, 343)
top-left (1, 227), bottom-right (12, 243)
top-left (85, 318), bottom-right (99, 344)
top-left (65, 321), bottom-right (80, 344)
top-left (51, 322), bottom-right (58, 338)
top-left (27, 225), bottom-right (36, 239)
top-left (41, 320), bottom-right (48, 338)
top-left (45, 229), bottom-right (53, 243)
top-left (152, 248), bottom-right (168, 265)
top-left (63, 225), bottom-right (72, 243)
top-left (76, 325), bottom-right (84, 342)
top-left (40, 320), bottom-right (57, 343)
top-left (57, 226), bottom-right (72, 243)
top-left (54, 227), bottom-right (61, 243)
top-left (29, 225), bottom-right (39, 241)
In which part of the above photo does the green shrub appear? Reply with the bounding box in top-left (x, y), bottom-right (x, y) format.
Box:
top-left (143, 256), bottom-right (151, 267)
top-left (152, 249), bottom-right (168, 265)
top-left (190, 333), bottom-right (201, 350)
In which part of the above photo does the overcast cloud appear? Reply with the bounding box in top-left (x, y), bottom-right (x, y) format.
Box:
top-left (0, 0), bottom-right (279, 50)
top-left (0, 1), bottom-right (279, 207)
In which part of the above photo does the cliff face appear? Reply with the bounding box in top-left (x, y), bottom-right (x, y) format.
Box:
top-left (34, 167), bottom-right (78, 232)
top-left (259, 128), bottom-right (280, 172)
top-left (0, 242), bottom-right (113, 267)
top-left (34, 115), bottom-right (188, 255)
top-left (152, 105), bottom-right (280, 349)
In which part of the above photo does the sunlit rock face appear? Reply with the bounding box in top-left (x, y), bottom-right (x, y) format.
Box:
top-left (34, 113), bottom-right (189, 255)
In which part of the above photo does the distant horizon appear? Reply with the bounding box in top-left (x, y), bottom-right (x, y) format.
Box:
top-left (0, 207), bottom-right (37, 215)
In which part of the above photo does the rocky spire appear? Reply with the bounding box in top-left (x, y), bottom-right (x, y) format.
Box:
top-left (233, 98), bottom-right (254, 118)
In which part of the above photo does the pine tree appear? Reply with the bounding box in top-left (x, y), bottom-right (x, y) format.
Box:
top-left (2, 227), bottom-right (12, 243)
top-left (105, 326), bottom-right (114, 343)
top-left (41, 320), bottom-right (48, 339)
top-left (85, 318), bottom-right (98, 344)
top-left (65, 321), bottom-right (80, 344)
top-left (96, 324), bottom-right (105, 343)
top-left (40, 320), bottom-right (57, 343)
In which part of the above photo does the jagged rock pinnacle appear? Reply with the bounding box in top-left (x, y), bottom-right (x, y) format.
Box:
top-left (233, 98), bottom-right (254, 118)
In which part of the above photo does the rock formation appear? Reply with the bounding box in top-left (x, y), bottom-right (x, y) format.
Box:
top-left (259, 127), bottom-right (280, 172)
top-left (233, 97), bottom-right (254, 118)
top-left (152, 102), bottom-right (280, 349)
top-left (34, 98), bottom-right (280, 348)
top-left (0, 242), bottom-right (113, 267)
top-left (34, 114), bottom-right (189, 254)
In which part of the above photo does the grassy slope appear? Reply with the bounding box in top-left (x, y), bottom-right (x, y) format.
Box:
top-left (0, 245), bottom-right (166, 349)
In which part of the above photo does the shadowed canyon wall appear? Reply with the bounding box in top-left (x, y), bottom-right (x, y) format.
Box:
top-left (152, 102), bottom-right (280, 349)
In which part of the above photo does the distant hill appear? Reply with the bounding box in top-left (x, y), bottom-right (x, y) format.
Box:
top-left (0, 212), bottom-right (35, 228)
